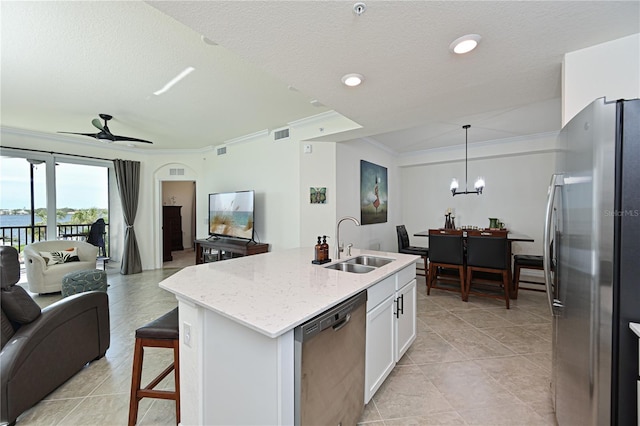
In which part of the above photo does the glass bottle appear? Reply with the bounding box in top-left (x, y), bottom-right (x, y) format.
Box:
top-left (315, 236), bottom-right (322, 262)
top-left (321, 236), bottom-right (329, 261)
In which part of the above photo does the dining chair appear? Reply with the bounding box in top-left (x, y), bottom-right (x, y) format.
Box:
top-left (427, 229), bottom-right (465, 300)
top-left (512, 240), bottom-right (553, 298)
top-left (465, 229), bottom-right (511, 308)
top-left (396, 225), bottom-right (429, 277)
top-left (512, 254), bottom-right (544, 298)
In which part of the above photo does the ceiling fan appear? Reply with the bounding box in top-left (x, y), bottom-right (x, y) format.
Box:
top-left (58, 114), bottom-right (153, 144)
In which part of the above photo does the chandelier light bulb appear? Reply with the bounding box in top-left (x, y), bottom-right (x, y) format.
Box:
top-left (450, 125), bottom-right (485, 196)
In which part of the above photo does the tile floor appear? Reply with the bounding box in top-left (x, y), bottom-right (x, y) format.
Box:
top-left (15, 256), bottom-right (555, 425)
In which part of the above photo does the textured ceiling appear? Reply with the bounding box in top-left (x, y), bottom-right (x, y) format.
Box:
top-left (2, 1), bottom-right (639, 153)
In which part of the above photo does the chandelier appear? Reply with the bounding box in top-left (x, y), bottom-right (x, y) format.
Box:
top-left (450, 124), bottom-right (485, 196)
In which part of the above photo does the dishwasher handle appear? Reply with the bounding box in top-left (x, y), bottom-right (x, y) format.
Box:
top-left (332, 313), bottom-right (351, 331)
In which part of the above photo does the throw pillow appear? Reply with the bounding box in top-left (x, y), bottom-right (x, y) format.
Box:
top-left (40, 247), bottom-right (80, 265)
top-left (0, 285), bottom-right (41, 324)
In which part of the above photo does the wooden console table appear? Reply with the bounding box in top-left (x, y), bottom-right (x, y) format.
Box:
top-left (194, 238), bottom-right (269, 264)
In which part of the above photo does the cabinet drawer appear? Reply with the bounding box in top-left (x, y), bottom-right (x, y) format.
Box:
top-left (395, 264), bottom-right (416, 290)
top-left (367, 275), bottom-right (395, 311)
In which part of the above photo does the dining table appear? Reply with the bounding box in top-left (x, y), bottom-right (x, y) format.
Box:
top-left (413, 229), bottom-right (535, 297)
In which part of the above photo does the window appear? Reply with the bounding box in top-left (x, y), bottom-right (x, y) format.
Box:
top-left (0, 151), bottom-right (110, 252)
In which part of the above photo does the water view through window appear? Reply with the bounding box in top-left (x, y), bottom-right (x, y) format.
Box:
top-left (0, 156), bottom-right (109, 250)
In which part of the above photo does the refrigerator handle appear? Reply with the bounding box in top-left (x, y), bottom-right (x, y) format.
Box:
top-left (544, 173), bottom-right (563, 316)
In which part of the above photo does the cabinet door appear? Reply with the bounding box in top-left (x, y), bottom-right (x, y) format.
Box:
top-left (395, 279), bottom-right (417, 362)
top-left (365, 295), bottom-right (395, 404)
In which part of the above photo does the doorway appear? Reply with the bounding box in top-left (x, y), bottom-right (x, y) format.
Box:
top-left (161, 181), bottom-right (196, 269)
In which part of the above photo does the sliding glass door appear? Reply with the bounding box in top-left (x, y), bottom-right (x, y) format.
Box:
top-left (0, 150), bottom-right (110, 253)
top-left (56, 162), bottom-right (110, 254)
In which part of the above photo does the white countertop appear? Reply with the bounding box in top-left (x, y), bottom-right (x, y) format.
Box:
top-left (630, 322), bottom-right (640, 338)
top-left (159, 247), bottom-right (418, 338)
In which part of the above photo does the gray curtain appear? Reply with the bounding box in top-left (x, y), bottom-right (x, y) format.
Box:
top-left (113, 159), bottom-right (142, 275)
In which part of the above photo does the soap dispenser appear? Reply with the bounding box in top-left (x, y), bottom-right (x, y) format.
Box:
top-left (321, 236), bottom-right (330, 262)
top-left (314, 236), bottom-right (322, 262)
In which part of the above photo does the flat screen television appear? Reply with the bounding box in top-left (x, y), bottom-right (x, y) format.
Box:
top-left (208, 190), bottom-right (255, 241)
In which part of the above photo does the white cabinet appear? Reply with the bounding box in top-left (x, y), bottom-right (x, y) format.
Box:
top-left (395, 279), bottom-right (416, 362)
top-left (365, 294), bottom-right (395, 403)
top-left (365, 264), bottom-right (417, 403)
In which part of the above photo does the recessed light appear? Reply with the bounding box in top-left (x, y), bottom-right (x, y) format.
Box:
top-left (341, 73), bottom-right (364, 87)
top-left (449, 34), bottom-right (481, 54)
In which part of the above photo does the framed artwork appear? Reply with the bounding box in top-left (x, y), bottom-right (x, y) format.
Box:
top-left (310, 187), bottom-right (327, 204)
top-left (360, 160), bottom-right (387, 224)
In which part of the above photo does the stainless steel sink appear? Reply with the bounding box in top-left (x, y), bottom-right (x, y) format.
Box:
top-left (324, 262), bottom-right (376, 274)
top-left (344, 255), bottom-right (394, 268)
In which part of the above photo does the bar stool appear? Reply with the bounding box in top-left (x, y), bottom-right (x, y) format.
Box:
top-left (128, 308), bottom-right (180, 425)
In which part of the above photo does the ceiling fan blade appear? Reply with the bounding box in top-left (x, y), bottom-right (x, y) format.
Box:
top-left (58, 131), bottom-right (99, 139)
top-left (91, 118), bottom-right (104, 131)
top-left (59, 114), bottom-right (151, 144)
top-left (112, 135), bottom-right (154, 144)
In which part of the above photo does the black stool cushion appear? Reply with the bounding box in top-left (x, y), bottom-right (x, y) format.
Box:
top-left (136, 307), bottom-right (179, 340)
top-left (514, 255), bottom-right (543, 268)
top-left (400, 246), bottom-right (428, 257)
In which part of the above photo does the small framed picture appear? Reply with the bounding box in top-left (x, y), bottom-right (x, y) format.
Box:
top-left (310, 187), bottom-right (327, 204)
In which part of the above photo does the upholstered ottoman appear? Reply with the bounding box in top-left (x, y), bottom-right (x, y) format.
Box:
top-left (62, 269), bottom-right (107, 297)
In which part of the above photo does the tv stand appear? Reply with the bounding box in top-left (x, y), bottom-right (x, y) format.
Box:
top-left (195, 238), bottom-right (269, 264)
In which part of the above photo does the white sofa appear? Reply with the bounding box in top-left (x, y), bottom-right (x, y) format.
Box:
top-left (23, 240), bottom-right (98, 294)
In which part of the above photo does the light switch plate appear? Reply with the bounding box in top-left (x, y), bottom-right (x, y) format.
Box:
top-left (304, 144), bottom-right (312, 154)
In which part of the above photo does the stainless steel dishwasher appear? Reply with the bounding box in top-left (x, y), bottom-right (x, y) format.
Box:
top-left (294, 290), bottom-right (367, 426)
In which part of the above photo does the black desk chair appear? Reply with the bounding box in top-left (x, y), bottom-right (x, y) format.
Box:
top-left (465, 230), bottom-right (510, 308)
top-left (396, 225), bottom-right (429, 277)
top-left (427, 229), bottom-right (465, 300)
top-left (87, 218), bottom-right (107, 257)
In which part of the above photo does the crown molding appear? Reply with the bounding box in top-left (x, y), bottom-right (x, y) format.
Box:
top-left (399, 130), bottom-right (560, 158)
top-left (288, 110), bottom-right (344, 128)
top-left (223, 129), bottom-right (270, 146)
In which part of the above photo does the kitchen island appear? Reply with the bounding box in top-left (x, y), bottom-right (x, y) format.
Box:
top-left (159, 247), bottom-right (418, 425)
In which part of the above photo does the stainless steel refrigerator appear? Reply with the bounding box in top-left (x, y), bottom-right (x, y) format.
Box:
top-left (544, 97), bottom-right (640, 425)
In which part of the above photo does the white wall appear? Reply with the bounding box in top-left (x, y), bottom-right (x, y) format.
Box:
top-left (201, 132), bottom-right (300, 251)
top-left (400, 145), bottom-right (557, 256)
top-left (200, 112), bottom-right (357, 253)
top-left (336, 140), bottom-right (400, 253)
top-left (298, 141), bottom-right (336, 250)
top-left (563, 33), bottom-right (640, 125)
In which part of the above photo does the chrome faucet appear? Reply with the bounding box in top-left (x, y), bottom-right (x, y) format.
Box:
top-left (335, 216), bottom-right (361, 259)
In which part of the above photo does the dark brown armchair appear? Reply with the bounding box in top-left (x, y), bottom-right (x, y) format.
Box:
top-left (0, 246), bottom-right (110, 425)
